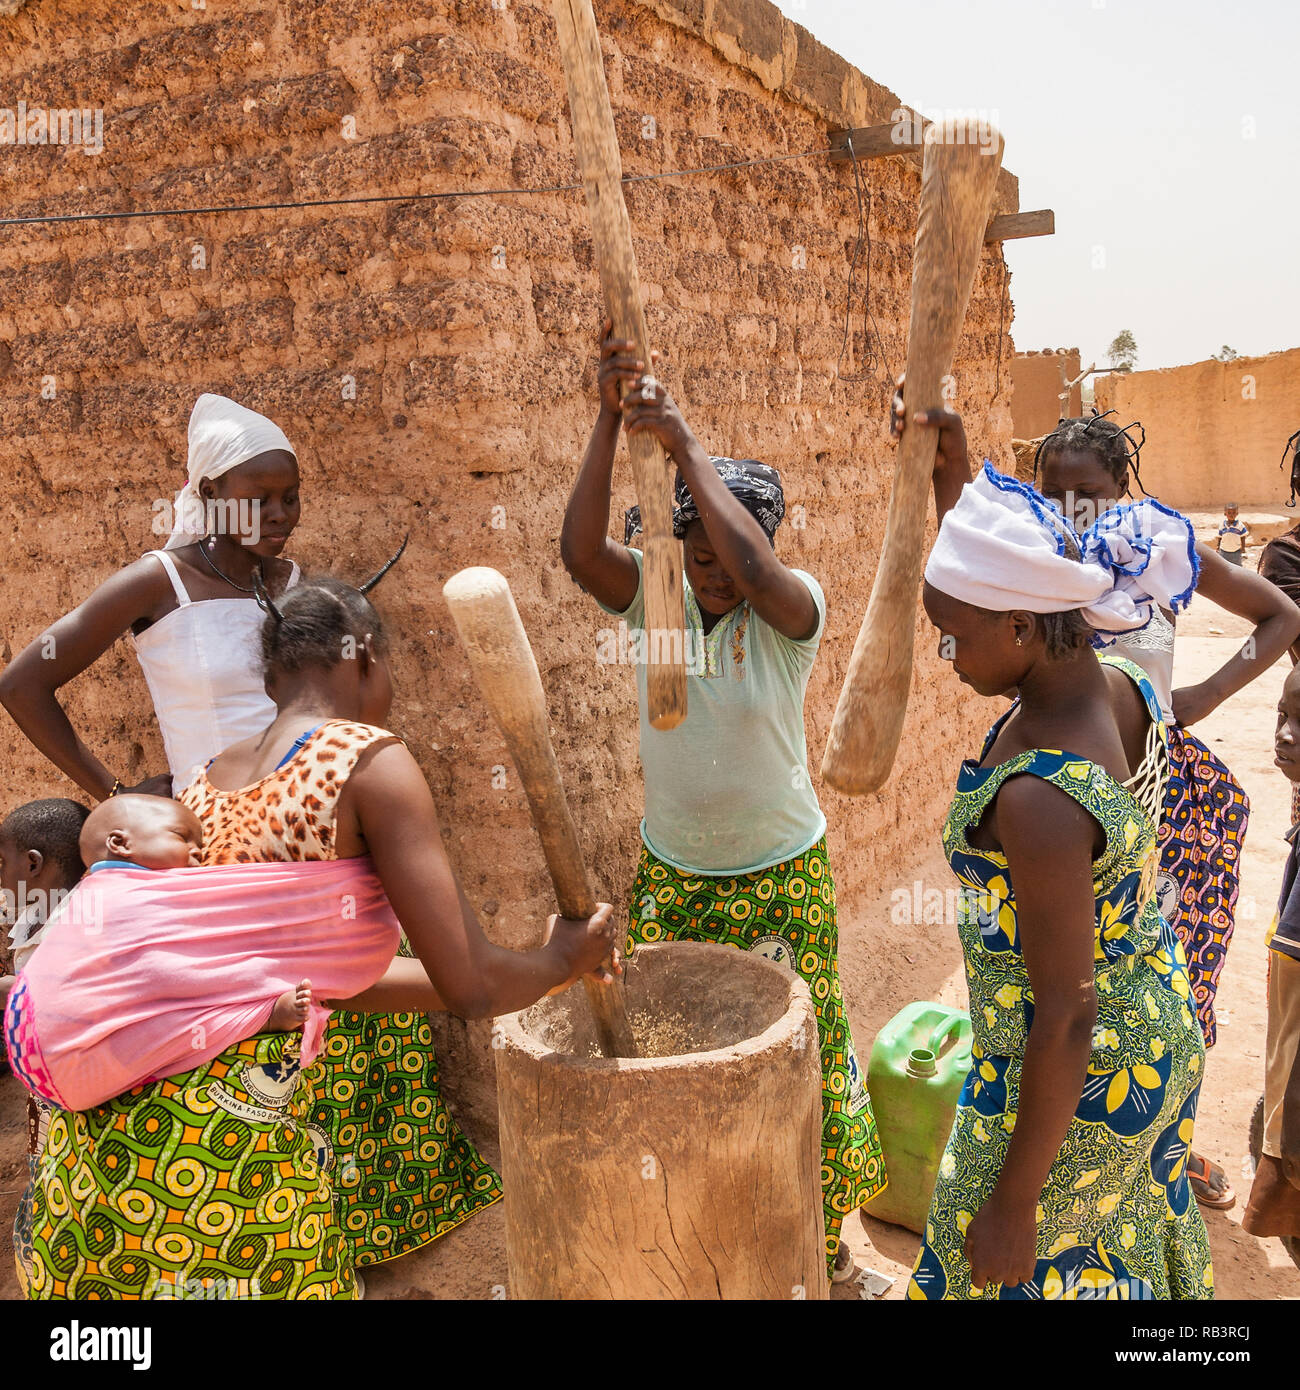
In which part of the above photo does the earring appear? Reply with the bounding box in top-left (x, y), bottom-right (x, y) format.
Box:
top-left (1015, 636), bottom-right (1023, 647)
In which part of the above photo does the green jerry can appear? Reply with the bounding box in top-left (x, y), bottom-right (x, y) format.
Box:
top-left (863, 1002), bottom-right (973, 1234)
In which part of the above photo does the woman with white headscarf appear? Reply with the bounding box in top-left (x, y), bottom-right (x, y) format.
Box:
top-left (1, 394), bottom-right (503, 1290)
top-left (891, 400), bottom-right (1212, 1300)
top-left (0, 393), bottom-right (301, 795)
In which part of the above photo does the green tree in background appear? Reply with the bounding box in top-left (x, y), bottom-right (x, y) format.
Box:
top-left (1107, 329), bottom-right (1139, 371)
top-left (1211, 345), bottom-right (1240, 361)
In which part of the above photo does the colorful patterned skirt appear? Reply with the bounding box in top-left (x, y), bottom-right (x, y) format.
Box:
top-left (627, 837), bottom-right (886, 1274)
top-left (308, 944), bottom-right (502, 1268)
top-left (23, 1031), bottom-right (354, 1300)
top-left (1155, 727), bottom-right (1249, 1047)
top-left (910, 939), bottom-right (1214, 1300)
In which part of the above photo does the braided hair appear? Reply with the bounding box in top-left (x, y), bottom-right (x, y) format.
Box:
top-left (1032, 409), bottom-right (1150, 498)
top-left (253, 534), bottom-right (406, 676)
top-left (257, 578), bottom-right (388, 678)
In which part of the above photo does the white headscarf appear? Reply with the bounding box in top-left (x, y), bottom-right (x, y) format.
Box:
top-left (164, 394), bottom-right (296, 550)
top-left (923, 463), bottom-right (1198, 638)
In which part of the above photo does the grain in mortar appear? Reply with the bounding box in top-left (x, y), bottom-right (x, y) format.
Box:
top-left (579, 1007), bottom-right (698, 1059)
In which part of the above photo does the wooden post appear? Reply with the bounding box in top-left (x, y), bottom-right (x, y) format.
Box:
top-left (552, 0), bottom-right (687, 731)
top-left (444, 567), bottom-right (637, 1059)
top-left (985, 209), bottom-right (1054, 242)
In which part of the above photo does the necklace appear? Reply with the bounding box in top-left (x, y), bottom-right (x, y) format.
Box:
top-left (198, 537), bottom-right (264, 594)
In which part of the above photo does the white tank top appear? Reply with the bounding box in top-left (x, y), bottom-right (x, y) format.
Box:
top-left (132, 550), bottom-right (300, 791)
top-left (1107, 606), bottom-right (1175, 722)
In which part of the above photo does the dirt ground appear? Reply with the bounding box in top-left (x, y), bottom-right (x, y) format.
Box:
top-left (4, 526), bottom-right (1299, 1302)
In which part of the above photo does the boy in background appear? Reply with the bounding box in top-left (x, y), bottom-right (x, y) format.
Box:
top-left (0, 797), bottom-right (90, 1295)
top-left (1, 798), bottom-right (90, 988)
top-left (1217, 504), bottom-right (1251, 566)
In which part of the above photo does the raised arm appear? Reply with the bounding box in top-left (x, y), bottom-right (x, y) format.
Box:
top-left (889, 374), bottom-right (972, 524)
top-left (559, 323), bottom-right (643, 614)
top-left (345, 740), bottom-right (616, 1019)
top-left (620, 384), bottom-right (817, 641)
top-left (0, 557), bottom-right (174, 800)
top-left (962, 775), bottom-right (1100, 1291)
top-left (1171, 542), bottom-right (1300, 726)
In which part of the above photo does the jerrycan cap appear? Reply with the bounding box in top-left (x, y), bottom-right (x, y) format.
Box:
top-left (907, 1047), bottom-right (938, 1078)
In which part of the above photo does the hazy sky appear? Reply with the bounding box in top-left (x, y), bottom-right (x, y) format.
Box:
top-left (771, 0), bottom-right (1299, 372)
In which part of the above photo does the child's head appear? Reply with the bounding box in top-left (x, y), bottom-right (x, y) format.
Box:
top-left (0, 799), bottom-right (91, 903)
top-left (1035, 413), bottom-right (1147, 532)
top-left (80, 795), bottom-right (204, 871)
top-left (1225, 503), bottom-right (1239, 521)
top-left (1276, 665), bottom-right (1300, 785)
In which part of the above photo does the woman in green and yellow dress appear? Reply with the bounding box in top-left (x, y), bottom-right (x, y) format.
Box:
top-left (20, 576), bottom-right (617, 1298)
top-left (906, 449), bottom-right (1212, 1300)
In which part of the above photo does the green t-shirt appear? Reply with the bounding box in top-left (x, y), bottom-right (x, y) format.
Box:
top-left (597, 549), bottom-right (827, 876)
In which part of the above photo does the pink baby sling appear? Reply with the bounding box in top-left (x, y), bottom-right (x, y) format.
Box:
top-left (4, 858), bottom-right (401, 1112)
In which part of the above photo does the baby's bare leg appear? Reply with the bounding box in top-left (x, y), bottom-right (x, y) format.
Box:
top-left (267, 979), bottom-right (313, 1032)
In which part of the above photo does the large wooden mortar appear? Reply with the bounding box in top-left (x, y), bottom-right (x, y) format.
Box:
top-left (495, 941), bottom-right (827, 1299)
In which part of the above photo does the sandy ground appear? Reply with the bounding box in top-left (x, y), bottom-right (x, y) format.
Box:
top-left (3, 533), bottom-right (1298, 1301)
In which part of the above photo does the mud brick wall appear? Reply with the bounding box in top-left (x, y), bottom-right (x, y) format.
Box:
top-left (1095, 349), bottom-right (1300, 510)
top-left (1011, 347), bottom-right (1080, 439)
top-left (0, 0), bottom-right (1019, 1131)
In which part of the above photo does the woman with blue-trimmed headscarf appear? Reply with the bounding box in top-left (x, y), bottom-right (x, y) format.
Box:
top-left (1034, 415), bottom-right (1300, 1212)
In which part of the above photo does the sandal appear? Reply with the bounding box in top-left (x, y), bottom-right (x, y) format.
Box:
top-left (1187, 1152), bottom-right (1236, 1210)
top-left (831, 1241), bottom-right (856, 1285)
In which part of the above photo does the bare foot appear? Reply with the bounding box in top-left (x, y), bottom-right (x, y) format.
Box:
top-left (268, 979), bottom-right (313, 1032)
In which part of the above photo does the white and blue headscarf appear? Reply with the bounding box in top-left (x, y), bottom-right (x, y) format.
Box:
top-left (924, 462), bottom-right (1199, 642)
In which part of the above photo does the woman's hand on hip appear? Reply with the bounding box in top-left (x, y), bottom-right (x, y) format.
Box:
top-left (1170, 681), bottom-right (1223, 729)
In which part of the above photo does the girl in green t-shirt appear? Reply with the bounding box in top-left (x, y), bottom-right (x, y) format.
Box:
top-left (561, 325), bottom-right (887, 1285)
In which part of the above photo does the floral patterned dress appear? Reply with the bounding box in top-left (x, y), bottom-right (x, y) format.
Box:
top-left (909, 657), bottom-right (1213, 1300)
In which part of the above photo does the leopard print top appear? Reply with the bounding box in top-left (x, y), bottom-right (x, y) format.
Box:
top-left (180, 718), bottom-right (398, 864)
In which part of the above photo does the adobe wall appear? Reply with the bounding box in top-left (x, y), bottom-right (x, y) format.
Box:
top-left (0, 0), bottom-right (1018, 1132)
top-left (1010, 346), bottom-right (1080, 439)
top-left (1094, 349), bottom-right (1300, 510)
